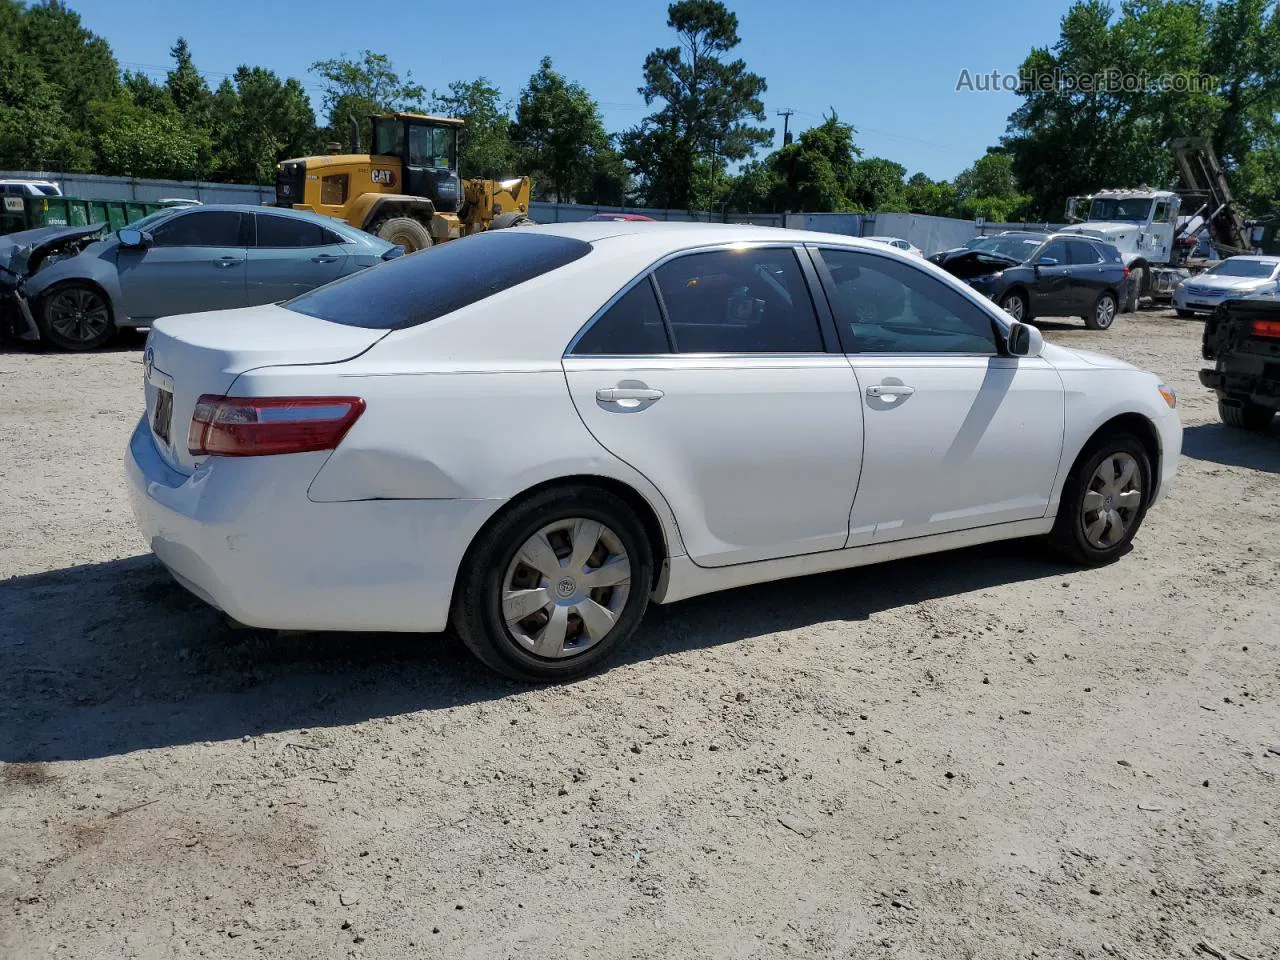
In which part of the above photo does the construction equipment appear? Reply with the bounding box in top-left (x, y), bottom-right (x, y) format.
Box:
top-left (273, 113), bottom-right (533, 252)
top-left (1060, 138), bottom-right (1269, 304)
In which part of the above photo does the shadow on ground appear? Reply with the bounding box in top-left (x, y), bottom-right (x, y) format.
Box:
top-left (1, 541), bottom-right (1071, 763)
top-left (1181, 421), bottom-right (1280, 473)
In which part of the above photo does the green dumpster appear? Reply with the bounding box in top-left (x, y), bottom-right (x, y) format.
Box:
top-left (0, 195), bottom-right (168, 236)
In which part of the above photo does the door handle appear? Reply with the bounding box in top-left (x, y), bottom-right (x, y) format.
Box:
top-left (311, 254), bottom-right (340, 263)
top-left (215, 257), bottom-right (243, 268)
top-left (866, 383), bottom-right (915, 398)
top-left (596, 386), bottom-right (664, 403)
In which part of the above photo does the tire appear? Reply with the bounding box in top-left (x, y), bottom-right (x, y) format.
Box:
top-left (375, 217), bottom-right (432, 252)
top-left (1130, 265), bottom-right (1148, 311)
top-left (491, 212), bottom-right (535, 230)
top-left (37, 282), bottom-right (116, 351)
top-left (1084, 290), bottom-right (1118, 330)
top-left (1048, 432), bottom-right (1151, 566)
top-left (1175, 309), bottom-right (1196, 319)
top-left (999, 290), bottom-right (1028, 322)
top-left (451, 485), bottom-right (654, 682)
top-left (1219, 399), bottom-right (1275, 431)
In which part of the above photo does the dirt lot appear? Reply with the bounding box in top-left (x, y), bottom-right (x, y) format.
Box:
top-left (1, 311), bottom-right (1277, 960)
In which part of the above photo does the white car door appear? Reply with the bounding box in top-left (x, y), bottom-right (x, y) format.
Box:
top-left (810, 245), bottom-right (1065, 546)
top-left (562, 244), bottom-right (863, 568)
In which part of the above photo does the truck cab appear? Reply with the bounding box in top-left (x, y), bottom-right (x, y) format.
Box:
top-left (1061, 190), bottom-right (1180, 267)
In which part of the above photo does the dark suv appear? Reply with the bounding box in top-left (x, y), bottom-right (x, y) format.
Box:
top-left (1200, 296), bottom-right (1280, 431)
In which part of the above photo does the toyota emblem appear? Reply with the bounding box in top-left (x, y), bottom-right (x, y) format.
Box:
top-left (143, 345), bottom-right (154, 381)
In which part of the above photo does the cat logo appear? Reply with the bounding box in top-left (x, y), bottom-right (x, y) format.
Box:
top-left (371, 169), bottom-right (397, 187)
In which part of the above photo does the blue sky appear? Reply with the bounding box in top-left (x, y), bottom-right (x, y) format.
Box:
top-left (72, 0), bottom-right (1069, 181)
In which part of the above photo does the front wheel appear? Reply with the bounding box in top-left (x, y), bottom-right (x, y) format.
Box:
top-left (37, 282), bottom-right (116, 351)
top-left (1085, 290), bottom-right (1118, 330)
top-left (452, 486), bottom-right (653, 681)
top-left (374, 217), bottom-right (432, 253)
top-left (999, 290), bottom-right (1028, 322)
top-left (1048, 433), bottom-right (1151, 565)
top-left (1219, 399), bottom-right (1275, 431)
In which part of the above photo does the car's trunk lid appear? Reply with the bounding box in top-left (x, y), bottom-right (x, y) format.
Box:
top-left (143, 304), bottom-right (386, 473)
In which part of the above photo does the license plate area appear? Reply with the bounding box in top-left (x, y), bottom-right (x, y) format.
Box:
top-left (153, 388), bottom-right (173, 443)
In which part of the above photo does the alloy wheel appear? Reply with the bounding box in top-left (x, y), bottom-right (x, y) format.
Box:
top-left (1095, 294), bottom-right (1117, 328)
top-left (1080, 452), bottom-right (1142, 549)
top-left (1002, 294), bottom-right (1025, 321)
top-left (501, 518), bottom-right (632, 659)
top-left (47, 288), bottom-right (110, 343)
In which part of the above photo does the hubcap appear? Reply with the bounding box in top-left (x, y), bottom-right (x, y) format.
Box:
top-left (1003, 294), bottom-right (1024, 320)
top-left (1096, 295), bottom-right (1116, 327)
top-left (501, 518), bottom-right (631, 659)
top-left (1081, 452), bottom-right (1142, 549)
top-left (48, 288), bottom-right (109, 341)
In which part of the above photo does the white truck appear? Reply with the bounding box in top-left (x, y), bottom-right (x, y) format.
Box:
top-left (1057, 139), bottom-right (1257, 308)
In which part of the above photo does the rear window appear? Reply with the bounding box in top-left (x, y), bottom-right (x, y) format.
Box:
top-left (284, 230), bottom-right (591, 329)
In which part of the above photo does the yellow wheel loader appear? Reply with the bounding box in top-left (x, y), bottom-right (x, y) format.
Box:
top-left (273, 112), bottom-right (533, 252)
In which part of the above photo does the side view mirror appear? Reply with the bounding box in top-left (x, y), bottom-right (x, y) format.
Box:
top-left (1035, 256), bottom-right (1059, 267)
top-left (117, 228), bottom-right (150, 249)
top-left (1007, 321), bottom-right (1044, 358)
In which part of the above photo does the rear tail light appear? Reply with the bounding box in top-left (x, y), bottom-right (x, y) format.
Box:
top-left (188, 395), bottom-right (364, 457)
top-left (1251, 319), bottom-right (1280, 339)
top-left (1122, 266), bottom-right (1130, 279)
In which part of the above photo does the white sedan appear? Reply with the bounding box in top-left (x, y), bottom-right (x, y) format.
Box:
top-left (1172, 255), bottom-right (1280, 316)
top-left (866, 236), bottom-right (923, 257)
top-left (128, 223), bottom-right (1182, 680)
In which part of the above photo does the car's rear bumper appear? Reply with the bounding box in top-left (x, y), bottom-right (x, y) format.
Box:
top-left (1200, 366), bottom-right (1280, 407)
top-left (125, 417), bottom-right (502, 633)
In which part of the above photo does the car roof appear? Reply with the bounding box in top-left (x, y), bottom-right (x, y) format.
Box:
top-left (532, 220), bottom-right (925, 250)
top-left (147, 203), bottom-right (371, 235)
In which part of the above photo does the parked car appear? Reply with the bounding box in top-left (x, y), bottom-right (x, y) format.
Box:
top-left (586, 213), bottom-right (656, 222)
top-left (1200, 295), bottom-right (1280, 430)
top-left (932, 232), bottom-right (1129, 329)
top-left (5, 204), bottom-right (402, 350)
top-left (1173, 256), bottom-right (1280, 317)
top-left (127, 222), bottom-right (1181, 681)
top-left (866, 236), bottom-right (922, 257)
top-left (0, 178), bottom-right (62, 198)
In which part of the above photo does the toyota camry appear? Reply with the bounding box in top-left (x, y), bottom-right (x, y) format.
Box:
top-left (127, 222), bottom-right (1182, 681)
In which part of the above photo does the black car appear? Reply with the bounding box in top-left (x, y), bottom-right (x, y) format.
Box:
top-left (1199, 296), bottom-right (1280, 431)
top-left (930, 233), bottom-right (1129, 330)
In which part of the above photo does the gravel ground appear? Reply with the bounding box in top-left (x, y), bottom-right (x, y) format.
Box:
top-left (2, 311), bottom-right (1278, 960)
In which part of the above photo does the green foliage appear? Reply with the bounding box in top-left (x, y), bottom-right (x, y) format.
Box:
top-left (19, 1), bottom-right (118, 117)
top-left (211, 67), bottom-right (317, 183)
top-left (626, 0), bottom-right (772, 208)
top-left (513, 57), bottom-right (622, 203)
top-left (1003, 0), bottom-right (1280, 218)
top-left (310, 50), bottom-right (426, 148)
top-left (952, 152), bottom-right (1031, 221)
top-left (431, 78), bottom-right (513, 178)
top-left (903, 172), bottom-right (959, 217)
top-left (87, 91), bottom-right (207, 178)
top-left (0, 45), bottom-right (92, 170)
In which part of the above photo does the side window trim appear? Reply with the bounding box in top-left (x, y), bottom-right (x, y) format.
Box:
top-left (809, 244), bottom-right (1009, 357)
top-left (646, 271), bottom-right (678, 352)
top-left (565, 270), bottom-right (674, 357)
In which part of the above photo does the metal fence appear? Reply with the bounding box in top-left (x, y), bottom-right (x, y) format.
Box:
top-left (2, 170), bottom-right (1056, 254)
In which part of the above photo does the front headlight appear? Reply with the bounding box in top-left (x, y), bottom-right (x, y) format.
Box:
top-left (1158, 384), bottom-right (1177, 409)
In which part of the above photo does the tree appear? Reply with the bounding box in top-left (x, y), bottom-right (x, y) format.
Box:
top-left (310, 51), bottom-right (425, 148)
top-left (903, 172), bottom-right (959, 217)
top-left (431, 78), bottom-right (514, 178)
top-left (767, 112), bottom-right (862, 212)
top-left (123, 71), bottom-right (174, 115)
top-left (166, 37), bottom-right (212, 128)
top-left (851, 156), bottom-right (908, 211)
top-left (18, 0), bottom-right (118, 118)
top-left (0, 46), bottom-right (92, 170)
top-left (1002, 0), bottom-right (1280, 218)
top-left (625, 0), bottom-right (772, 208)
top-left (513, 57), bottom-right (616, 203)
top-left (87, 91), bottom-right (206, 179)
top-left (211, 67), bottom-right (316, 183)
top-left (954, 151), bottom-right (1032, 222)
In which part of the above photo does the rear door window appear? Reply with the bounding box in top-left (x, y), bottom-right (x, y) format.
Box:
top-left (572, 278), bottom-right (672, 355)
top-left (1066, 239), bottom-right (1103, 265)
top-left (286, 230), bottom-right (591, 329)
top-left (653, 247), bottom-right (823, 353)
top-left (256, 213), bottom-right (337, 248)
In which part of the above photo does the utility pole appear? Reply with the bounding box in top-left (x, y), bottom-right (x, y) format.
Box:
top-left (777, 108), bottom-right (795, 146)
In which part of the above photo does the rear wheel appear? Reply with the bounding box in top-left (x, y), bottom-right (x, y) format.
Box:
top-left (37, 282), bottom-right (115, 351)
top-left (374, 216), bottom-right (432, 252)
top-left (1085, 290), bottom-right (1118, 330)
top-left (1049, 432), bottom-right (1151, 565)
top-left (452, 485), bottom-right (653, 682)
top-left (1219, 399), bottom-right (1275, 431)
